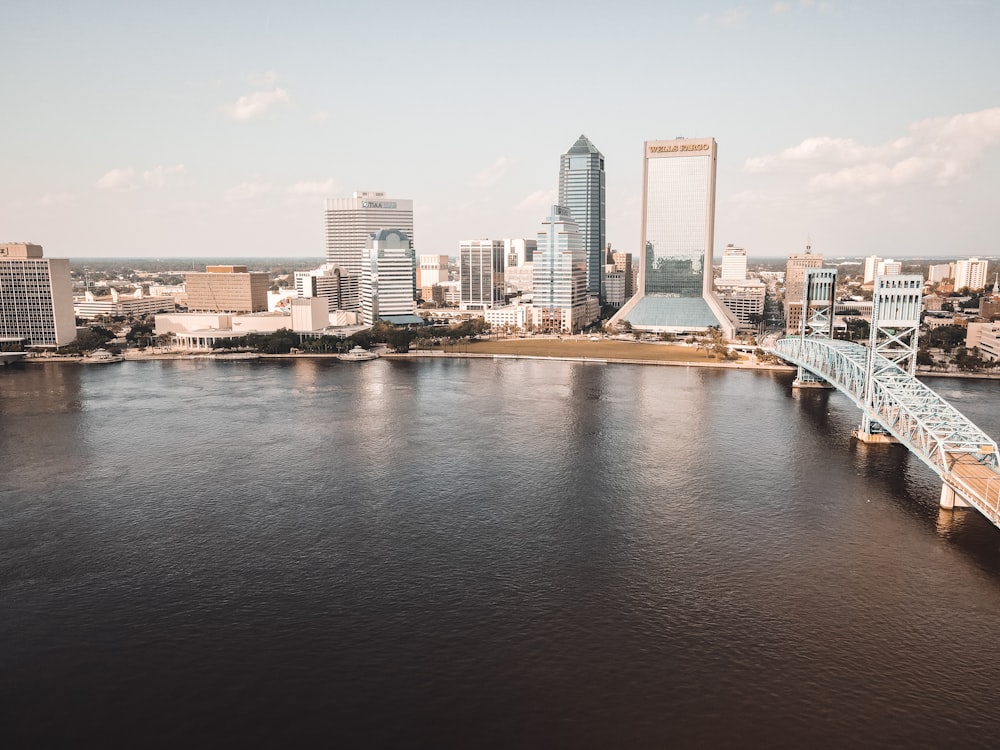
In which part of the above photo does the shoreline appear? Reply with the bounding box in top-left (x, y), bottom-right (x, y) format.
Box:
top-left (12, 349), bottom-right (1000, 380)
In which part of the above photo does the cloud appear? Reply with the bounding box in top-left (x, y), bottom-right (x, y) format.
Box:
top-left (473, 156), bottom-right (510, 188)
top-left (225, 87), bottom-right (290, 120)
top-left (38, 192), bottom-right (75, 206)
top-left (311, 111), bottom-right (330, 122)
top-left (515, 188), bottom-right (557, 212)
top-left (96, 167), bottom-right (137, 190)
top-left (224, 182), bottom-right (272, 201)
top-left (286, 179), bottom-right (335, 196)
top-left (143, 164), bottom-right (185, 188)
top-left (771, 1), bottom-right (791, 13)
top-left (745, 107), bottom-right (1000, 192)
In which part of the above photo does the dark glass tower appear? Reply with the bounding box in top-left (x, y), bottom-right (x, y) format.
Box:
top-left (558, 135), bottom-right (606, 301)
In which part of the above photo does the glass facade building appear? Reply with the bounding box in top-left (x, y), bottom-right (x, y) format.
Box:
top-left (611, 138), bottom-right (735, 337)
top-left (558, 135), bottom-right (605, 300)
top-left (531, 206), bottom-right (589, 332)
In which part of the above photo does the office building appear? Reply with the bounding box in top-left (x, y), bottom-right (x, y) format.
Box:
top-left (928, 262), bottom-right (954, 283)
top-left (502, 238), bottom-right (536, 294)
top-left (417, 255), bottom-right (450, 289)
top-left (74, 288), bottom-right (175, 319)
top-left (610, 138), bottom-right (736, 337)
top-left (864, 256), bottom-right (902, 283)
top-left (295, 263), bottom-right (359, 313)
top-left (185, 265), bottom-right (269, 313)
top-left (714, 278), bottom-right (766, 332)
top-left (361, 230), bottom-right (417, 326)
top-left (531, 206), bottom-right (591, 332)
top-left (325, 191), bottom-right (414, 309)
top-left (459, 239), bottom-right (505, 311)
top-left (955, 257), bottom-right (988, 291)
top-left (720, 245), bottom-right (748, 280)
top-left (559, 135), bottom-right (606, 300)
top-left (0, 242), bottom-right (76, 348)
top-left (784, 248), bottom-right (824, 333)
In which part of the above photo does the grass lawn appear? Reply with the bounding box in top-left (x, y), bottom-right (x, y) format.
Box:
top-left (432, 338), bottom-right (732, 363)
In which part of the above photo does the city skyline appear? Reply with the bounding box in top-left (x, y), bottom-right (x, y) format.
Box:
top-left (3, 1), bottom-right (999, 259)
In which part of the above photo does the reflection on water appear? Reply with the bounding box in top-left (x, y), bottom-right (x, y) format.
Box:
top-left (3, 361), bottom-right (1000, 748)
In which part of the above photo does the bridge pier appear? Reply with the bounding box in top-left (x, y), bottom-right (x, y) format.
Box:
top-left (852, 415), bottom-right (898, 444)
top-left (940, 484), bottom-right (971, 509)
top-left (792, 366), bottom-right (832, 389)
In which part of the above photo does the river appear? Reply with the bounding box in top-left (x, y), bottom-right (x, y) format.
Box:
top-left (2, 359), bottom-right (999, 748)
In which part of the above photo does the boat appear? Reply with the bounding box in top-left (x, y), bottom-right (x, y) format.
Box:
top-left (338, 345), bottom-right (378, 361)
top-left (84, 348), bottom-right (124, 364)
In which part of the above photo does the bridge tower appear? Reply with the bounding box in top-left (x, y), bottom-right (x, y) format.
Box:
top-left (792, 267), bottom-right (837, 388)
top-left (855, 274), bottom-right (924, 443)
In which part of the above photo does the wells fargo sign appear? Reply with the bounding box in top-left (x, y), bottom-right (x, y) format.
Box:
top-left (648, 143), bottom-right (710, 154)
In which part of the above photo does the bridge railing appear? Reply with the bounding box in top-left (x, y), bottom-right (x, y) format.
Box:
top-left (773, 337), bottom-right (998, 478)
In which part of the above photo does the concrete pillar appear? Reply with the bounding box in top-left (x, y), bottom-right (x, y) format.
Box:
top-left (940, 484), bottom-right (971, 509)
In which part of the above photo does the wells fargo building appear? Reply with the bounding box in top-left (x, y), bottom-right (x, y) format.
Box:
top-left (611, 138), bottom-right (735, 337)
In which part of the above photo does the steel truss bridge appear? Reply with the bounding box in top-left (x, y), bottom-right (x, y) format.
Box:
top-left (771, 335), bottom-right (1000, 529)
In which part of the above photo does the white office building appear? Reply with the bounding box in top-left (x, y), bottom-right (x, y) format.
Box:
top-left (955, 257), bottom-right (988, 291)
top-left (361, 230), bottom-right (417, 326)
top-left (531, 206), bottom-right (591, 332)
top-left (0, 242), bottom-right (76, 348)
top-left (720, 245), bottom-right (748, 280)
top-left (325, 191), bottom-right (414, 309)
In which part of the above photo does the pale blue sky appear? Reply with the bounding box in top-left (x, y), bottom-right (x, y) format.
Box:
top-left (2, 0), bottom-right (999, 259)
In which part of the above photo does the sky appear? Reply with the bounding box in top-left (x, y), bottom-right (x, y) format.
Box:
top-left (2, 0), bottom-right (999, 260)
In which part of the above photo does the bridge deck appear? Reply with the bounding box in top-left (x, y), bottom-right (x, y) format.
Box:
top-left (947, 453), bottom-right (1000, 526)
top-left (771, 336), bottom-right (1000, 530)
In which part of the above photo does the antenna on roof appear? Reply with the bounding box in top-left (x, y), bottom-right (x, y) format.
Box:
top-left (805, 235), bottom-right (812, 253)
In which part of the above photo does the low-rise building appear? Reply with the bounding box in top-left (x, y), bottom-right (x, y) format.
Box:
top-left (74, 288), bottom-right (176, 319)
top-left (185, 265), bottom-right (269, 313)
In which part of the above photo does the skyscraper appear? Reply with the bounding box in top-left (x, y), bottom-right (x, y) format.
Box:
top-left (361, 230), bottom-right (417, 326)
top-left (720, 245), bottom-right (748, 280)
top-left (784, 247), bottom-right (824, 334)
top-left (325, 191), bottom-right (414, 309)
top-left (610, 138), bottom-right (736, 337)
top-left (531, 206), bottom-right (590, 332)
top-left (459, 239), bottom-right (505, 311)
top-left (0, 242), bottom-right (76, 347)
top-left (559, 135), bottom-right (605, 301)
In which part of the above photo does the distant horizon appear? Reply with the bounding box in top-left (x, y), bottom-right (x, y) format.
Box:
top-left (3, 2), bottom-right (999, 259)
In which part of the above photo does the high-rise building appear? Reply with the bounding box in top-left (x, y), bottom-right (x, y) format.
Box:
top-left (720, 245), bottom-right (747, 280)
top-left (417, 255), bottom-right (450, 289)
top-left (559, 135), bottom-right (606, 300)
top-left (185, 265), bottom-right (269, 313)
top-left (784, 248), bottom-right (824, 333)
top-left (361, 230), bottom-right (417, 325)
top-left (459, 240), bottom-right (505, 311)
top-left (531, 206), bottom-right (591, 332)
top-left (0, 242), bottom-right (76, 348)
top-left (295, 263), bottom-right (358, 313)
top-left (955, 257), bottom-right (988, 291)
top-left (864, 255), bottom-right (901, 284)
top-left (502, 238), bottom-right (536, 295)
top-left (603, 251), bottom-right (634, 307)
top-left (610, 138), bottom-right (736, 337)
top-left (928, 262), bottom-right (954, 283)
top-left (325, 191), bottom-right (414, 309)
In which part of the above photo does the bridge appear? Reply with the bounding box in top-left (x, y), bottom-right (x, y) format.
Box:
top-left (768, 271), bottom-right (1000, 530)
